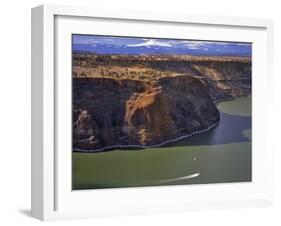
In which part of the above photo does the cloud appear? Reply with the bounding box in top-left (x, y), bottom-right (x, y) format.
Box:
top-left (182, 40), bottom-right (250, 47)
top-left (235, 43), bottom-right (252, 46)
top-left (187, 46), bottom-right (199, 49)
top-left (127, 39), bottom-right (171, 47)
top-left (180, 41), bottom-right (210, 49)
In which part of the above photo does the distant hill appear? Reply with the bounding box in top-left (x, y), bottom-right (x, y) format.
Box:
top-left (72, 42), bottom-right (252, 57)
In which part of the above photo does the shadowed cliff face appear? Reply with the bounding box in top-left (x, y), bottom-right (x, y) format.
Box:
top-left (73, 54), bottom-right (251, 102)
top-left (72, 54), bottom-right (251, 151)
top-left (191, 61), bottom-right (251, 100)
top-left (73, 76), bottom-right (220, 151)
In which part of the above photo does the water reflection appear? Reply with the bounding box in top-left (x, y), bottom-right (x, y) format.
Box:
top-left (98, 111), bottom-right (252, 152)
top-left (162, 112), bottom-right (251, 147)
top-left (73, 97), bottom-right (252, 189)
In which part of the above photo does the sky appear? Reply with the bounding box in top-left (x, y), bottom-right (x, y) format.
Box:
top-left (72, 34), bottom-right (252, 57)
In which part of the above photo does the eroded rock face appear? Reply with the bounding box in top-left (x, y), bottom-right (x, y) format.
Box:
top-left (191, 61), bottom-right (252, 100)
top-left (72, 54), bottom-right (251, 151)
top-left (72, 76), bottom-right (220, 150)
top-left (125, 87), bottom-right (174, 145)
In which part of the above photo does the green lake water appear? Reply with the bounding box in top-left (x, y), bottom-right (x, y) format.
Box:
top-left (72, 97), bottom-right (252, 190)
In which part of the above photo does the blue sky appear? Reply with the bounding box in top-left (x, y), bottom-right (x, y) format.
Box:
top-left (72, 35), bottom-right (252, 57)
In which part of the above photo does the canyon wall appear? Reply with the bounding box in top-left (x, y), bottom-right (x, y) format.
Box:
top-left (72, 55), bottom-right (251, 151)
top-left (73, 76), bottom-right (220, 151)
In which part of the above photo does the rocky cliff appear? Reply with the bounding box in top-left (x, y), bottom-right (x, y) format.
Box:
top-left (191, 61), bottom-right (251, 101)
top-left (72, 54), bottom-right (251, 151)
top-left (73, 76), bottom-right (220, 151)
top-left (73, 54), bottom-right (251, 102)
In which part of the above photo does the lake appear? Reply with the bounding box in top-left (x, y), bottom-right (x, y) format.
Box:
top-left (72, 97), bottom-right (252, 190)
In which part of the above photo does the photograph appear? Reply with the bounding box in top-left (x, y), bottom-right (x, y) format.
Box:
top-left (72, 34), bottom-right (252, 190)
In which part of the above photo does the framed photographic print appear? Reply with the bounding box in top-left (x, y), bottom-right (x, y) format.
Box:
top-left (31, 4), bottom-right (274, 221)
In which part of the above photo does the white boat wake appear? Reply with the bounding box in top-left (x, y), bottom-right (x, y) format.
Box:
top-left (155, 173), bottom-right (200, 184)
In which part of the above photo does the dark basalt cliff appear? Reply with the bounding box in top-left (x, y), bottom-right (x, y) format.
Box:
top-left (191, 61), bottom-right (251, 101)
top-left (72, 55), bottom-right (251, 151)
top-left (73, 76), bottom-right (220, 151)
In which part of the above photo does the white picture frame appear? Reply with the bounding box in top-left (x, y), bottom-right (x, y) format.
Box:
top-left (31, 4), bottom-right (274, 221)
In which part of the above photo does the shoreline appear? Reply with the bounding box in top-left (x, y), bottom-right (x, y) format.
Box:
top-left (73, 96), bottom-right (250, 153)
top-left (73, 121), bottom-right (219, 153)
top-left (213, 97), bottom-right (235, 104)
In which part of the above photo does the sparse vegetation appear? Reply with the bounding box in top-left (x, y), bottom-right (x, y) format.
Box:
top-left (72, 53), bottom-right (251, 82)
